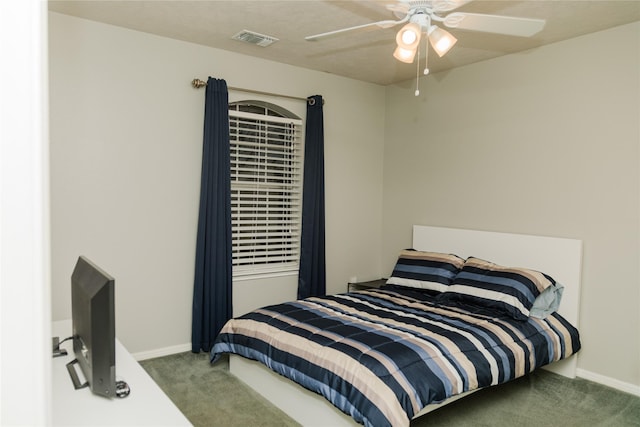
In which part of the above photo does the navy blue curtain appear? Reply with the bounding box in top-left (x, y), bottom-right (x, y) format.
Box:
top-left (297, 95), bottom-right (326, 299)
top-left (191, 77), bottom-right (232, 353)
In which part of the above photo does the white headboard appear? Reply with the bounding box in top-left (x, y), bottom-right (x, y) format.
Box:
top-left (412, 225), bottom-right (583, 377)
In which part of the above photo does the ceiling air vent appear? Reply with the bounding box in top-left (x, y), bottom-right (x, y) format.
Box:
top-left (232, 30), bottom-right (279, 47)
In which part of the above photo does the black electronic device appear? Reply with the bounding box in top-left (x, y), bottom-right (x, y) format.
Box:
top-left (66, 256), bottom-right (121, 398)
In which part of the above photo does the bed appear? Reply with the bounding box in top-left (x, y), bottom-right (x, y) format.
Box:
top-left (211, 225), bottom-right (582, 426)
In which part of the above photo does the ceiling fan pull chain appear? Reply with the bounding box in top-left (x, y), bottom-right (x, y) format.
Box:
top-left (415, 44), bottom-right (421, 96)
top-left (424, 37), bottom-right (430, 76)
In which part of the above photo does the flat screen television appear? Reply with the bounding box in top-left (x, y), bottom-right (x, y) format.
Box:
top-left (68, 255), bottom-right (116, 398)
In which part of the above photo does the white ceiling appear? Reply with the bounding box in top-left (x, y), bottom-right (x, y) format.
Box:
top-left (48, 0), bottom-right (640, 86)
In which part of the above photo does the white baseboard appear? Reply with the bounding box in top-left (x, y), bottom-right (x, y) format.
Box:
top-left (132, 343), bottom-right (192, 361)
top-left (576, 368), bottom-right (640, 397)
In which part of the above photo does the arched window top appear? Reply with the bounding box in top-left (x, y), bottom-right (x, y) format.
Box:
top-left (229, 100), bottom-right (301, 120)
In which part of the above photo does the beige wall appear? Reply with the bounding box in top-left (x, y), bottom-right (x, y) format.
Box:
top-left (48, 12), bottom-right (385, 355)
top-left (383, 22), bottom-right (639, 389)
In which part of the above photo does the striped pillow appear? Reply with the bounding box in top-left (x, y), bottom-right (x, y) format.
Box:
top-left (439, 257), bottom-right (556, 320)
top-left (386, 250), bottom-right (465, 293)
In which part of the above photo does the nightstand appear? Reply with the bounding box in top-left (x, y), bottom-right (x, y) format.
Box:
top-left (347, 278), bottom-right (387, 292)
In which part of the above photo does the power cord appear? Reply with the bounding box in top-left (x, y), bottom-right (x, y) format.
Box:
top-left (58, 336), bottom-right (73, 345)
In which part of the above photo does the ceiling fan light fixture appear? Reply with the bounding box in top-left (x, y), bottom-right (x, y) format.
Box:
top-left (427, 25), bottom-right (457, 57)
top-left (396, 22), bottom-right (422, 50)
top-left (393, 45), bottom-right (417, 63)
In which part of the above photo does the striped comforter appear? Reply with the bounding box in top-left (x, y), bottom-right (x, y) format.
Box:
top-left (210, 286), bottom-right (581, 427)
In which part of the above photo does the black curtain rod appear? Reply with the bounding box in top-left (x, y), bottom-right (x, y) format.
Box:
top-left (191, 78), bottom-right (323, 105)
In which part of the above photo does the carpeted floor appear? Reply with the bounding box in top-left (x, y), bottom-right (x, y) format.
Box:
top-left (140, 352), bottom-right (640, 427)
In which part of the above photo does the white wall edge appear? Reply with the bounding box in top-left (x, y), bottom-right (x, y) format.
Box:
top-left (133, 343), bottom-right (192, 361)
top-left (576, 368), bottom-right (640, 397)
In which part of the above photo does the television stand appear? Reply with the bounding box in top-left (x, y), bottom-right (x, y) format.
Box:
top-left (52, 320), bottom-right (191, 425)
top-left (65, 358), bottom-right (89, 390)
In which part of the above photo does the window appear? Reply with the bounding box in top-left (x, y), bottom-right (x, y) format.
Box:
top-left (229, 101), bottom-right (304, 277)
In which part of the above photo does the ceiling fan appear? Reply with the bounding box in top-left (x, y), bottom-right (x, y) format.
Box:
top-left (305, 0), bottom-right (546, 74)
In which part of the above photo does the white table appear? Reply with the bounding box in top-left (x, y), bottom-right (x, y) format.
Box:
top-left (52, 320), bottom-right (192, 426)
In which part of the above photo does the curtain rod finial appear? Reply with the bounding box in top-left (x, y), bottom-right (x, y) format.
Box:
top-left (192, 78), bottom-right (207, 89)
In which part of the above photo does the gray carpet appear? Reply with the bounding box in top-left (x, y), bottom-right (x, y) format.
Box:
top-left (140, 352), bottom-right (640, 427)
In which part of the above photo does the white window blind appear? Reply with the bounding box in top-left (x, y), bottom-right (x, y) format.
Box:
top-left (229, 107), bottom-right (304, 277)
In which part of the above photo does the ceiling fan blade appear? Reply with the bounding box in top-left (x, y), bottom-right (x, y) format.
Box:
top-left (386, 3), bottom-right (410, 15)
top-left (305, 19), bottom-right (406, 41)
top-left (431, 0), bottom-right (473, 13)
top-left (443, 12), bottom-right (546, 37)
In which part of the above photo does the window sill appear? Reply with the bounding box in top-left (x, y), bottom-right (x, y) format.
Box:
top-left (233, 269), bottom-right (298, 282)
